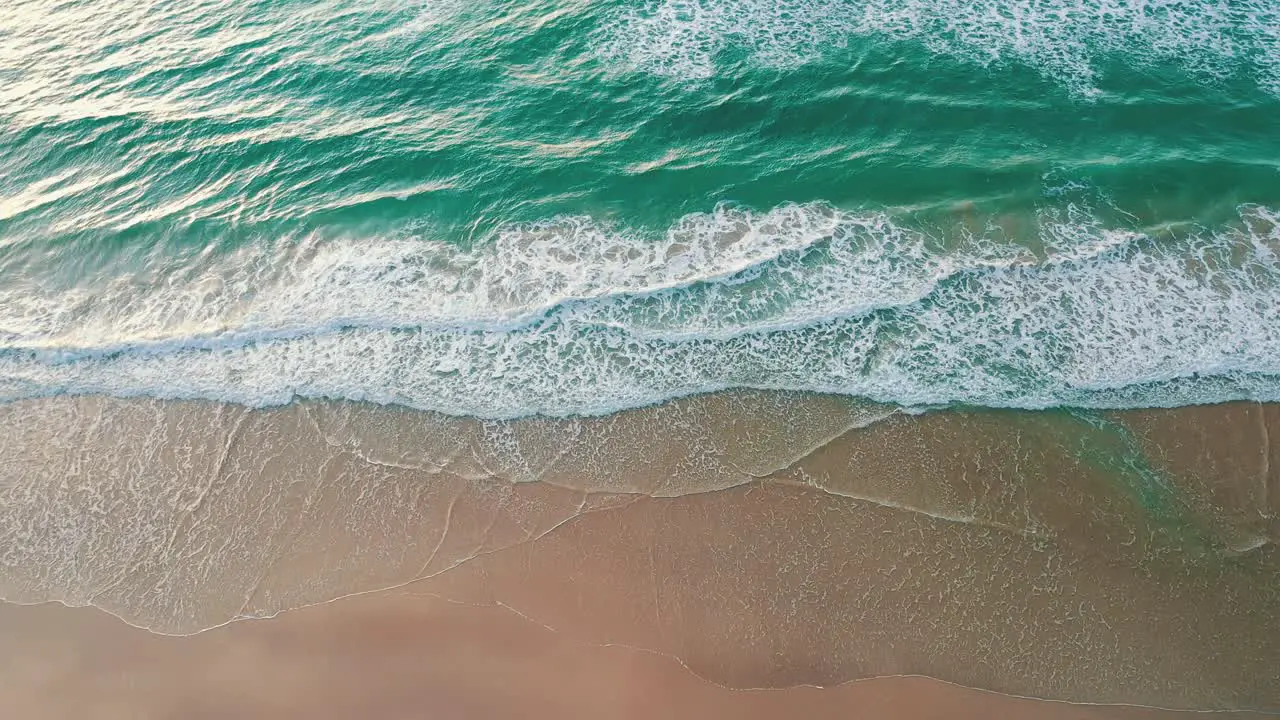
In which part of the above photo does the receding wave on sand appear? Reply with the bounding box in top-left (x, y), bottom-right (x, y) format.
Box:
top-left (1, 392), bottom-right (1276, 709)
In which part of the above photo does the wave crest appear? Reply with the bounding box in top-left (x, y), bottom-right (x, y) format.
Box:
top-left (1, 202), bottom-right (1278, 417)
top-left (597, 0), bottom-right (1280, 96)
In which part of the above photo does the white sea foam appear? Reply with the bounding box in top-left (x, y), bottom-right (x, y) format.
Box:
top-left (597, 0), bottom-right (1280, 95)
top-left (1, 202), bottom-right (1278, 418)
top-left (0, 204), bottom-right (846, 352)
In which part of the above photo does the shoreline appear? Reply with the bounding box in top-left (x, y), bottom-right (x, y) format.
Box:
top-left (0, 392), bottom-right (1276, 710)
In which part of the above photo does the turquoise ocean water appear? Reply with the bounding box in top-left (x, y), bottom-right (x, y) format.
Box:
top-left (1, 0), bottom-right (1279, 418)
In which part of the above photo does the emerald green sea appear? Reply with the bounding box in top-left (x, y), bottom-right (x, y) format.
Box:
top-left (2, 0), bottom-right (1278, 417)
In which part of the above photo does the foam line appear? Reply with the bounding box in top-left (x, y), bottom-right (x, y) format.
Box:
top-left (598, 0), bottom-right (1280, 96)
top-left (1, 202), bottom-right (1277, 418)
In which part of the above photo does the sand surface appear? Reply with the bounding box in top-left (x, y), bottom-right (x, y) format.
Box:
top-left (1, 394), bottom-right (1277, 715)
top-left (0, 593), bottom-right (1269, 720)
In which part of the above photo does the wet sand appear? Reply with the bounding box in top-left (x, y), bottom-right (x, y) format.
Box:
top-left (0, 594), bottom-right (1268, 720)
top-left (1, 393), bottom-right (1277, 714)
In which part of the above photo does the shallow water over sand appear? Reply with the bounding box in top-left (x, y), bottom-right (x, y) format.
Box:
top-left (2, 393), bottom-right (1276, 709)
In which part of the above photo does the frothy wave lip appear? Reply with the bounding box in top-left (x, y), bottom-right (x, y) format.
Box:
top-left (1, 202), bottom-right (1278, 419)
top-left (0, 237), bottom-right (1098, 359)
top-left (597, 0), bottom-right (1280, 96)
